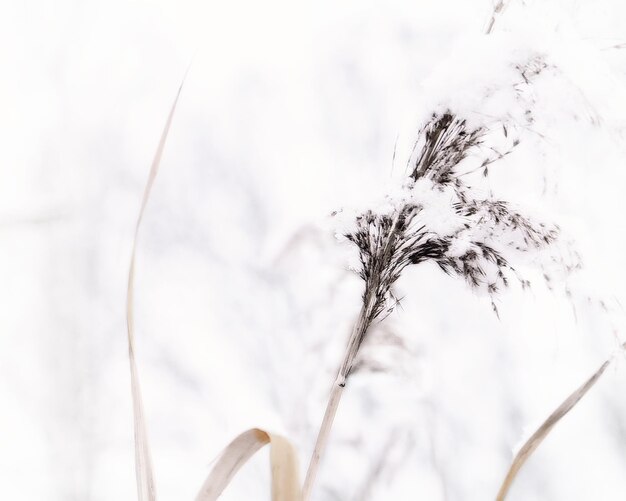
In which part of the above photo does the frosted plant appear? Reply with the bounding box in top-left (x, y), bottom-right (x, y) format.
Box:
top-left (303, 111), bottom-right (561, 500)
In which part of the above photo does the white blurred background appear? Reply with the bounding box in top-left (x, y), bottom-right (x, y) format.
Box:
top-left (2, 1), bottom-right (626, 499)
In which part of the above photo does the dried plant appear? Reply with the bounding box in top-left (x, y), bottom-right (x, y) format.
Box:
top-left (123, 23), bottom-right (612, 500)
top-left (125, 76), bottom-right (187, 501)
top-left (485, 0), bottom-right (512, 34)
top-left (128, 88), bottom-right (591, 501)
top-left (496, 341), bottom-right (626, 500)
top-left (302, 111), bottom-right (561, 500)
top-left (125, 73), bottom-right (303, 501)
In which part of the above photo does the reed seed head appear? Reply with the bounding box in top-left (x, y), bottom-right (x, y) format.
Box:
top-left (344, 111), bottom-right (560, 321)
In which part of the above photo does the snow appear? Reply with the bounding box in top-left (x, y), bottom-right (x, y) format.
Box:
top-left (2, 0), bottom-right (626, 500)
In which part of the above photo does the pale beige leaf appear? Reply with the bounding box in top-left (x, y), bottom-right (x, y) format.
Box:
top-left (195, 428), bottom-right (302, 501)
top-left (126, 72), bottom-right (188, 501)
top-left (496, 357), bottom-right (612, 501)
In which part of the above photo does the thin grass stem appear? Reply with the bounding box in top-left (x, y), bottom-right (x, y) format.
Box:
top-left (303, 296), bottom-right (377, 500)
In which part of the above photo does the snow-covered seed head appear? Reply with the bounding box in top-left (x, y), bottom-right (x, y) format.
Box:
top-left (410, 112), bottom-right (484, 185)
top-left (345, 110), bottom-right (560, 322)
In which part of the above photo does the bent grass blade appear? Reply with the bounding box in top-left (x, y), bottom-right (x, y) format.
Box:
top-left (195, 428), bottom-right (301, 501)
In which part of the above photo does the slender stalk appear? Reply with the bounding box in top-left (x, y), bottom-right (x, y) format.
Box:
top-left (485, 0), bottom-right (507, 34)
top-left (302, 379), bottom-right (345, 500)
top-left (303, 296), bottom-right (377, 500)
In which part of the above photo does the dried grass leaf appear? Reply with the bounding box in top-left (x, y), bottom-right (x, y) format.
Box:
top-left (496, 357), bottom-right (613, 500)
top-left (195, 428), bottom-right (302, 501)
top-left (126, 74), bottom-right (187, 501)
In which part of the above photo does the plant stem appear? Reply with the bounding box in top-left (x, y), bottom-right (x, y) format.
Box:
top-left (301, 378), bottom-right (345, 501)
top-left (485, 0), bottom-right (507, 34)
top-left (302, 296), bottom-right (376, 501)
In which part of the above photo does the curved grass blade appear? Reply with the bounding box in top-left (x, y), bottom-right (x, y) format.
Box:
top-left (496, 354), bottom-right (617, 500)
top-left (126, 72), bottom-right (188, 501)
top-left (195, 428), bottom-right (302, 501)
